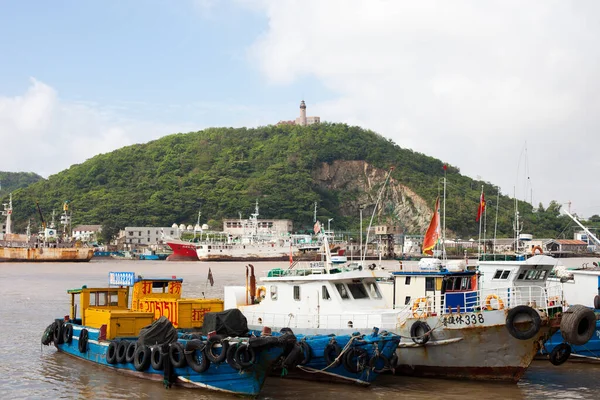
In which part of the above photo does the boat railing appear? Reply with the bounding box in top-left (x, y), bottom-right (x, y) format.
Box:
top-left (440, 284), bottom-right (562, 314)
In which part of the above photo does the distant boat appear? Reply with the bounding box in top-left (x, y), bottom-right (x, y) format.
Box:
top-left (0, 194), bottom-right (93, 262)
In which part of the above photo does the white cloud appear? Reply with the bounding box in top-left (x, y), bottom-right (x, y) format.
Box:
top-left (0, 78), bottom-right (194, 178)
top-left (248, 0), bottom-right (600, 217)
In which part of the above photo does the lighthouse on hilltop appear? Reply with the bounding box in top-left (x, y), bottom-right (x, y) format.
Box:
top-left (277, 100), bottom-right (321, 126)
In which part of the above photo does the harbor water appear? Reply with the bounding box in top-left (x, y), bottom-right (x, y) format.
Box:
top-left (1, 259), bottom-right (599, 399)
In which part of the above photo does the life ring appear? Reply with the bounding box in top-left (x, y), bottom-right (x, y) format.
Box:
top-left (549, 343), bottom-right (571, 366)
top-left (256, 286), bottom-right (267, 299)
top-left (78, 329), bottom-right (88, 353)
top-left (206, 335), bottom-right (229, 363)
top-left (151, 346), bottom-right (164, 370)
top-left (116, 340), bottom-right (129, 363)
top-left (505, 305), bottom-right (542, 340)
top-left (412, 297), bottom-right (430, 318)
top-left (323, 341), bottom-right (342, 367)
top-left (169, 342), bottom-right (187, 368)
top-left (106, 341), bottom-right (119, 364)
top-left (185, 340), bottom-right (210, 373)
top-left (62, 323), bottom-right (74, 344)
top-left (485, 294), bottom-right (505, 311)
top-left (342, 347), bottom-right (368, 373)
top-left (531, 245), bottom-right (543, 255)
top-left (133, 345), bottom-right (151, 371)
top-left (410, 321), bottom-right (432, 345)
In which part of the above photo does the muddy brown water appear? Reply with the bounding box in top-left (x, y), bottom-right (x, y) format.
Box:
top-left (1, 259), bottom-right (598, 399)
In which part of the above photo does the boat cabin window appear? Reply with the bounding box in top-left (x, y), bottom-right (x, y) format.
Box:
top-left (322, 286), bottom-right (331, 300)
top-left (347, 283), bottom-right (369, 299)
top-left (405, 296), bottom-right (411, 305)
top-left (444, 277), bottom-right (472, 292)
top-left (335, 283), bottom-right (350, 300)
top-left (89, 291), bottom-right (119, 307)
top-left (150, 281), bottom-right (170, 293)
top-left (293, 286), bottom-right (300, 301)
top-left (425, 277), bottom-right (435, 291)
top-left (517, 269), bottom-right (547, 281)
top-left (493, 270), bottom-right (511, 280)
top-left (366, 282), bottom-right (382, 299)
top-left (405, 277), bottom-right (411, 285)
top-left (270, 286), bottom-right (278, 301)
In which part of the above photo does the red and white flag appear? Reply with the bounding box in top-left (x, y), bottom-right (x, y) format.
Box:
top-left (314, 220), bottom-right (321, 234)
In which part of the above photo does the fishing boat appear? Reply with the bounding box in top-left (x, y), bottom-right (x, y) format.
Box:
top-left (0, 195), bottom-right (93, 262)
top-left (41, 273), bottom-right (292, 396)
top-left (223, 169), bottom-right (594, 382)
top-left (265, 328), bottom-right (399, 386)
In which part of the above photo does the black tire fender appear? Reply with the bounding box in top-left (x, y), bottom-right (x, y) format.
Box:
top-left (560, 304), bottom-right (596, 345)
top-left (369, 353), bottom-right (390, 373)
top-left (53, 321), bottom-right (65, 345)
top-left (505, 305), bottom-right (542, 340)
top-left (125, 341), bottom-right (137, 364)
top-left (282, 343), bottom-right (302, 369)
top-left (133, 345), bottom-right (151, 371)
top-left (169, 342), bottom-right (187, 368)
top-left (323, 341), bottom-right (342, 367)
top-left (298, 341), bottom-right (312, 365)
top-left (549, 343), bottom-right (571, 366)
top-left (116, 340), bottom-right (128, 364)
top-left (151, 346), bottom-right (164, 370)
top-left (410, 321), bottom-right (431, 345)
top-left (185, 340), bottom-right (210, 373)
top-left (106, 341), bottom-right (119, 364)
top-left (78, 329), bottom-right (88, 353)
top-left (62, 324), bottom-right (74, 344)
top-left (234, 344), bottom-right (256, 369)
top-left (343, 347), bottom-right (368, 374)
top-left (226, 343), bottom-right (242, 371)
top-left (206, 335), bottom-right (228, 364)
top-left (42, 322), bottom-right (57, 346)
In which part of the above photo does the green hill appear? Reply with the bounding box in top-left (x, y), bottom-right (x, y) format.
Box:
top-left (0, 123), bottom-right (574, 241)
top-left (0, 172), bottom-right (44, 198)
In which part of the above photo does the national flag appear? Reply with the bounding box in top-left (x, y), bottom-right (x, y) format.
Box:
top-left (289, 242), bottom-right (293, 266)
top-left (314, 220), bottom-right (321, 234)
top-left (422, 197), bottom-right (441, 255)
top-left (207, 268), bottom-right (214, 287)
top-left (476, 191), bottom-right (486, 222)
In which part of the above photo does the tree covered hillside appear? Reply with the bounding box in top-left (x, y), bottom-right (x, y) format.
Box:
top-left (0, 123), bottom-right (576, 240)
top-left (0, 172), bottom-right (44, 198)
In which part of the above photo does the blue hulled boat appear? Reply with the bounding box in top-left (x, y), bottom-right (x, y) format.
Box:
top-left (275, 329), bottom-right (400, 385)
top-left (41, 273), bottom-right (295, 396)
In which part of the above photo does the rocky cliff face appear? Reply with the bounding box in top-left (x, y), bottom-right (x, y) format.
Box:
top-left (312, 160), bottom-right (432, 234)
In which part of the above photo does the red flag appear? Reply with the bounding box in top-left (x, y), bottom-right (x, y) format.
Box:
top-left (207, 268), bottom-right (214, 287)
top-left (313, 220), bottom-right (321, 234)
top-left (289, 242), bottom-right (293, 266)
top-left (476, 191), bottom-right (486, 222)
top-left (422, 197), bottom-right (441, 255)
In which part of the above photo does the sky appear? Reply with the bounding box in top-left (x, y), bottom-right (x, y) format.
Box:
top-left (1, 0), bottom-right (599, 218)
